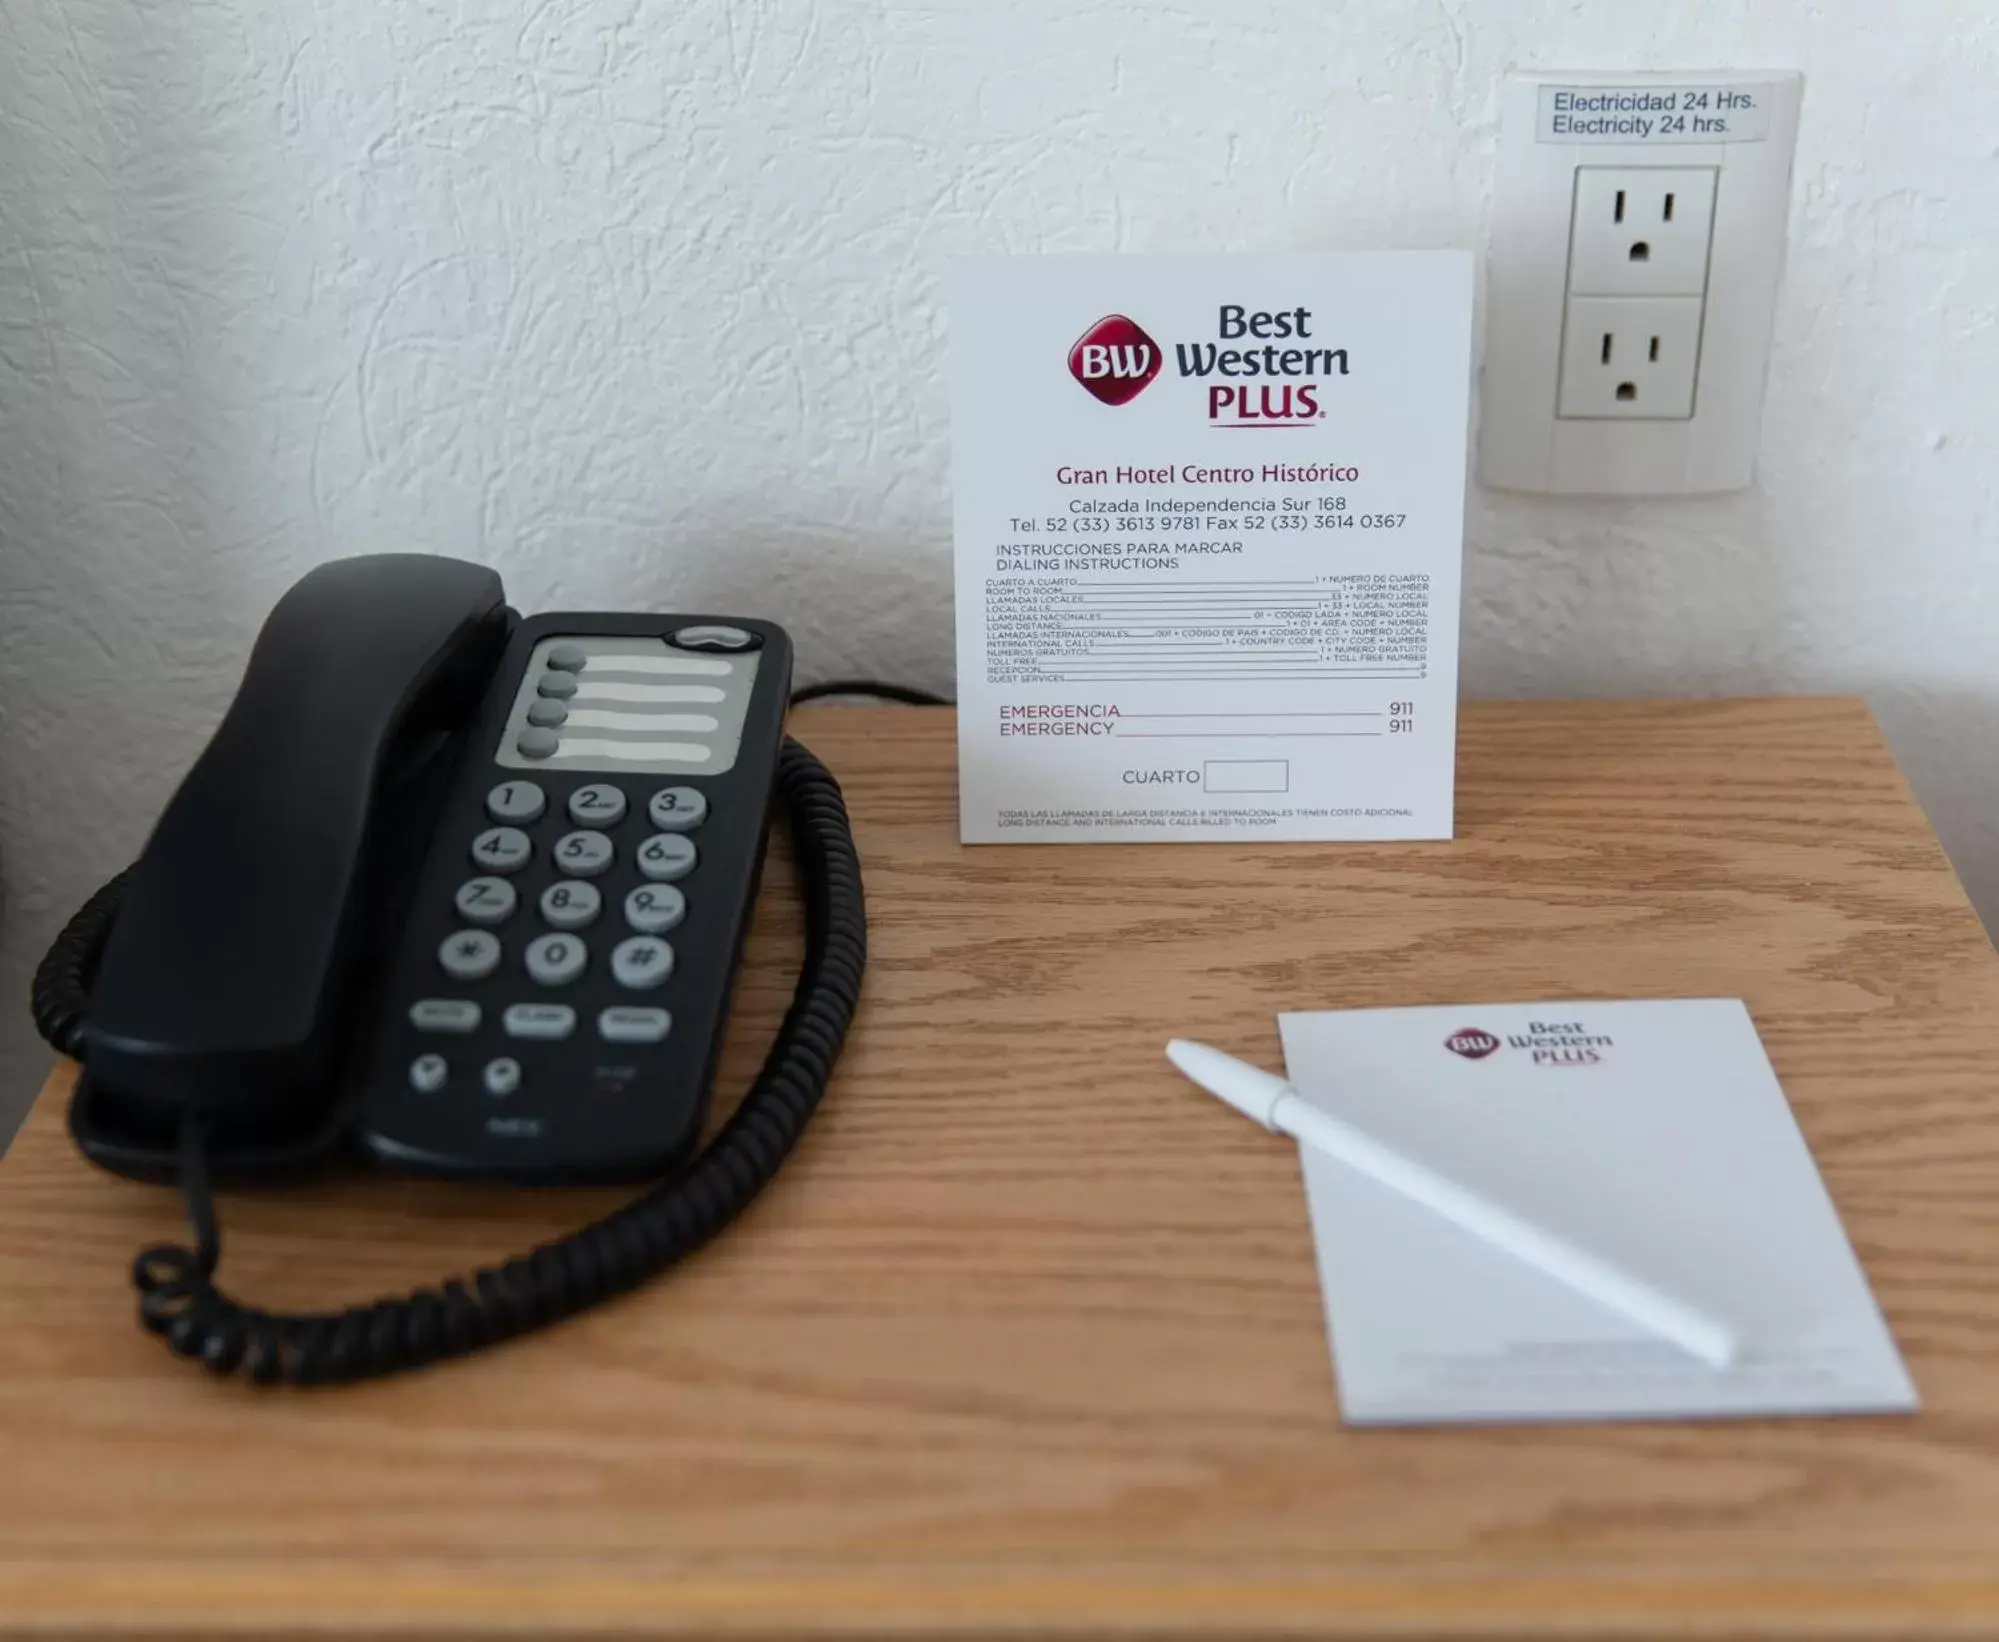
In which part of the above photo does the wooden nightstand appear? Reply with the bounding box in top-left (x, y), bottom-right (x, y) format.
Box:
top-left (2, 699), bottom-right (1996, 1640)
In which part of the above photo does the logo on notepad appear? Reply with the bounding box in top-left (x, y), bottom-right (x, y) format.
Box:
top-left (1067, 314), bottom-right (1163, 405)
top-left (1444, 1028), bottom-right (1502, 1060)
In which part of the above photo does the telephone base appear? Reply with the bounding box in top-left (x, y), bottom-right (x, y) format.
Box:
top-left (69, 1073), bottom-right (354, 1185)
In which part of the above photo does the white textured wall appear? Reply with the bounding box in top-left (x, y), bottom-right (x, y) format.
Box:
top-left (2, 1), bottom-right (1995, 1133)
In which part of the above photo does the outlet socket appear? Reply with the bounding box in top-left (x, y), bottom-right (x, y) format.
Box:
top-left (1558, 296), bottom-right (1704, 418)
top-left (1479, 70), bottom-right (1803, 495)
top-left (1569, 168), bottom-right (1717, 297)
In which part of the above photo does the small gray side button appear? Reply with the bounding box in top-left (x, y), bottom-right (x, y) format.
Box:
top-left (537, 672), bottom-right (578, 699)
top-left (410, 999), bottom-right (481, 1034)
top-left (546, 642), bottom-right (588, 670)
top-left (672, 625), bottom-right (758, 652)
top-left (526, 699), bottom-right (568, 728)
top-left (517, 727), bottom-right (561, 759)
top-left (598, 1006), bottom-right (671, 1044)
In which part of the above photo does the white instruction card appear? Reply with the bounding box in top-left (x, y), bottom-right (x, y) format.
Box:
top-left (951, 253), bottom-right (1472, 844)
top-left (1277, 1000), bottom-right (1919, 1426)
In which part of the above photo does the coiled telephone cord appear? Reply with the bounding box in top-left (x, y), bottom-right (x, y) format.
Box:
top-left (29, 737), bottom-right (864, 1385)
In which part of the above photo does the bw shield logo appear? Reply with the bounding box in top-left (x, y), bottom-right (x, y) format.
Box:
top-left (1068, 314), bottom-right (1162, 406)
top-left (1444, 1028), bottom-right (1501, 1060)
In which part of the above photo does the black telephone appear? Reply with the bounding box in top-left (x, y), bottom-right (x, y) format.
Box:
top-left (31, 554), bottom-right (869, 1385)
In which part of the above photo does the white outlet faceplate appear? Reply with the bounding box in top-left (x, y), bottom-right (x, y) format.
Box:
top-left (1479, 71), bottom-right (1803, 496)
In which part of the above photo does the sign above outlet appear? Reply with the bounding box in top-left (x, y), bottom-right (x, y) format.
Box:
top-left (1479, 71), bottom-right (1804, 497)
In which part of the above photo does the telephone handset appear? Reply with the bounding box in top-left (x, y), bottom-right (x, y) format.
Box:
top-left (32, 554), bottom-right (867, 1384)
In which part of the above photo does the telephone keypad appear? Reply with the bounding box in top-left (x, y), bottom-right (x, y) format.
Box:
top-left (454, 876), bottom-right (517, 925)
top-left (567, 783), bottom-right (627, 827)
top-left (624, 884), bottom-right (685, 933)
top-left (366, 613), bottom-right (787, 1184)
top-left (538, 880), bottom-right (601, 929)
top-left (524, 932), bottom-right (588, 987)
top-left (485, 782), bottom-right (546, 824)
top-left (610, 936), bottom-right (674, 989)
top-left (410, 999), bottom-right (481, 1033)
top-left (504, 1002), bottom-right (576, 1040)
top-left (553, 831), bottom-right (614, 877)
top-left (439, 929), bottom-right (502, 981)
top-left (636, 834), bottom-right (697, 882)
top-left (471, 827), bottom-right (532, 873)
top-left (647, 786), bottom-right (707, 831)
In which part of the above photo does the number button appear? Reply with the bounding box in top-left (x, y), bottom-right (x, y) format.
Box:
top-left (553, 831), bottom-right (614, 877)
top-left (636, 833), bottom-right (697, 882)
top-left (567, 783), bottom-right (627, 827)
top-left (647, 786), bottom-right (707, 832)
top-left (611, 936), bottom-right (674, 989)
top-left (524, 932), bottom-right (588, 987)
top-left (485, 782), bottom-right (546, 824)
top-left (624, 884), bottom-right (685, 934)
top-left (470, 827), bottom-right (531, 873)
top-left (539, 880), bottom-right (602, 930)
top-left (454, 876), bottom-right (518, 926)
top-left (438, 929), bottom-right (502, 982)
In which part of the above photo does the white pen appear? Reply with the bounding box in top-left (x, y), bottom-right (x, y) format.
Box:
top-left (1165, 1039), bottom-right (1738, 1369)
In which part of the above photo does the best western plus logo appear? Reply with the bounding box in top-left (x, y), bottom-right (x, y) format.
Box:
top-left (1444, 1028), bottom-right (1501, 1060)
top-left (1067, 305), bottom-right (1350, 426)
top-left (1067, 314), bottom-right (1162, 406)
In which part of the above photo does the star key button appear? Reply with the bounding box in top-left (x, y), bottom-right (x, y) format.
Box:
top-left (438, 929), bottom-right (502, 981)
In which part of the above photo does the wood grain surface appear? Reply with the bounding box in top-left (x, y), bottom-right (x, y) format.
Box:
top-left (1, 698), bottom-right (1997, 1640)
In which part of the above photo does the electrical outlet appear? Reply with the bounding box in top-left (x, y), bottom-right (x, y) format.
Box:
top-left (1479, 71), bottom-right (1802, 495)
top-left (1558, 296), bottom-right (1703, 418)
top-left (1568, 168), bottom-right (1717, 297)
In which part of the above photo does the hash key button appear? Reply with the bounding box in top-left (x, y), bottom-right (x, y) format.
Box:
top-left (611, 936), bottom-right (673, 989)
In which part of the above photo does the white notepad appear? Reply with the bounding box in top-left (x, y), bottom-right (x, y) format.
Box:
top-left (1277, 1000), bottom-right (1918, 1425)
